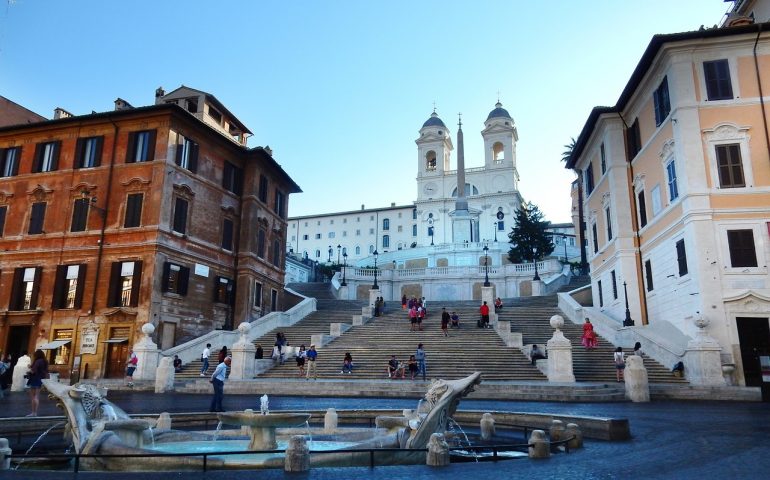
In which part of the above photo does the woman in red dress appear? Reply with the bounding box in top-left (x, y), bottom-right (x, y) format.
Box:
top-left (581, 319), bottom-right (598, 349)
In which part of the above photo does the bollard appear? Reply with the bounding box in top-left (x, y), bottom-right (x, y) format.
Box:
top-left (0, 438), bottom-right (11, 470)
top-left (324, 408), bottom-right (338, 433)
top-left (284, 435), bottom-right (310, 472)
top-left (549, 419), bottom-right (565, 443)
top-left (480, 413), bottom-right (496, 441)
top-left (155, 412), bottom-right (172, 432)
top-left (565, 423), bottom-right (583, 450)
top-left (426, 433), bottom-right (450, 466)
top-left (528, 430), bottom-right (550, 459)
top-left (625, 355), bottom-right (650, 402)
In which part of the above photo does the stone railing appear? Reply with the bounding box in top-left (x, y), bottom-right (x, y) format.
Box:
top-left (163, 296), bottom-right (317, 364)
top-left (352, 260), bottom-right (557, 279)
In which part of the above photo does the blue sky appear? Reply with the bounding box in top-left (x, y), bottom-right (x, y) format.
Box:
top-left (1, 1), bottom-right (730, 223)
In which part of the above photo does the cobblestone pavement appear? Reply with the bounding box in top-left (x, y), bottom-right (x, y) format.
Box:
top-left (1, 390), bottom-right (769, 479)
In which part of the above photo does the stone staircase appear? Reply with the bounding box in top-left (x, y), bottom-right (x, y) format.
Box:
top-left (258, 301), bottom-right (546, 381)
top-left (557, 275), bottom-right (591, 292)
top-left (287, 282), bottom-right (336, 299)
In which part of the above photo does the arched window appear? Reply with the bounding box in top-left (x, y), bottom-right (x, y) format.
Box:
top-left (451, 183), bottom-right (479, 197)
top-left (426, 150), bottom-right (437, 171)
top-left (492, 142), bottom-right (504, 163)
top-left (342, 247), bottom-right (347, 255)
top-left (412, 208), bottom-right (417, 219)
top-left (355, 246), bottom-right (361, 255)
top-left (383, 218), bottom-right (390, 231)
top-left (315, 249), bottom-right (320, 258)
top-left (369, 245), bottom-right (374, 254)
top-left (272, 240), bottom-right (281, 267)
top-left (383, 235), bottom-right (390, 248)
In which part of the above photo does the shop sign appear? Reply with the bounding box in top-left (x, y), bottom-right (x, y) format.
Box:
top-left (80, 326), bottom-right (99, 355)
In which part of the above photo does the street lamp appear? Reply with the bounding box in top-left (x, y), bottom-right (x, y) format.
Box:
top-left (336, 244), bottom-right (341, 266)
top-left (328, 245), bottom-right (332, 263)
top-left (623, 281), bottom-right (635, 326)
top-left (494, 222), bottom-right (498, 242)
top-left (372, 249), bottom-right (379, 290)
top-left (483, 244), bottom-right (490, 287)
top-left (341, 252), bottom-right (347, 286)
top-left (532, 246), bottom-right (540, 281)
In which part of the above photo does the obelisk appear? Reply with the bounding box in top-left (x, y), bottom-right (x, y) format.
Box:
top-left (451, 114), bottom-right (473, 243)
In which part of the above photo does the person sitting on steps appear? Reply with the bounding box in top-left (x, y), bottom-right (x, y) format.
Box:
top-left (530, 344), bottom-right (546, 365)
top-left (386, 355), bottom-right (405, 379)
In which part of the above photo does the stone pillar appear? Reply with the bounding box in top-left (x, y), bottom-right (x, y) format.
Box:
top-left (338, 284), bottom-right (349, 301)
top-left (229, 323), bottom-right (257, 380)
top-left (154, 357), bottom-right (175, 393)
top-left (565, 423), bottom-right (583, 449)
top-left (155, 412), bottom-right (172, 432)
top-left (546, 315), bottom-right (575, 382)
top-left (133, 323), bottom-right (160, 381)
top-left (0, 438), bottom-right (11, 470)
top-left (684, 314), bottom-right (726, 386)
top-left (284, 435), bottom-right (310, 472)
top-left (481, 286), bottom-right (496, 324)
top-left (324, 408), bottom-right (338, 433)
top-left (480, 413), bottom-right (495, 441)
top-left (549, 420), bottom-right (565, 442)
top-left (531, 279), bottom-right (543, 296)
top-left (624, 355), bottom-right (650, 402)
top-left (528, 430), bottom-right (550, 459)
top-left (426, 433), bottom-right (450, 467)
top-left (11, 355), bottom-right (31, 392)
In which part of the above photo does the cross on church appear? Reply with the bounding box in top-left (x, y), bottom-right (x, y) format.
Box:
top-left (432, 101), bottom-right (437, 113)
top-left (458, 112), bottom-right (462, 126)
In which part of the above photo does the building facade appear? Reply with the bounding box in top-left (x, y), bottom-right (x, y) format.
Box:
top-left (567, 20), bottom-right (770, 387)
top-left (287, 103), bottom-right (524, 264)
top-left (0, 87), bottom-right (300, 379)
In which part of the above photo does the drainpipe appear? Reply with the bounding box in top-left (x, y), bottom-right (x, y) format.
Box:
top-left (618, 113), bottom-right (648, 326)
top-left (753, 25), bottom-right (770, 168)
top-left (574, 170), bottom-right (588, 274)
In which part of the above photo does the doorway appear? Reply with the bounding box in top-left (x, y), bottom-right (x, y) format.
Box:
top-left (736, 317), bottom-right (770, 400)
top-left (5, 326), bottom-right (32, 366)
top-left (105, 341), bottom-right (128, 378)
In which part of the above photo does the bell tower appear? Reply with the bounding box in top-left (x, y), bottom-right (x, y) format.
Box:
top-left (481, 101), bottom-right (518, 176)
top-left (416, 110), bottom-right (453, 200)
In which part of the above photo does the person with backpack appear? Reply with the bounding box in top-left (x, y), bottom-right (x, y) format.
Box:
top-left (614, 347), bottom-right (626, 382)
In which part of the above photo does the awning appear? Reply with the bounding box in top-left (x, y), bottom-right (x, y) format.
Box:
top-left (102, 338), bottom-right (128, 344)
top-left (39, 340), bottom-right (71, 350)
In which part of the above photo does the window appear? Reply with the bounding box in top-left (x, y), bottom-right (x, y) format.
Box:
top-left (124, 193), bottom-right (143, 228)
top-left (315, 233), bottom-right (321, 239)
top-left (257, 229), bottom-right (266, 258)
top-left (651, 185), bottom-right (662, 216)
top-left (107, 260), bottom-right (142, 307)
top-left (328, 232), bottom-right (335, 239)
top-left (704, 59), bottom-right (733, 101)
top-left (715, 144), bottom-right (745, 188)
top-left (0, 205), bottom-right (6, 236)
top-left (383, 235), bottom-right (390, 248)
top-left (29, 202), bottom-right (46, 234)
top-left (611, 270), bottom-right (618, 300)
top-left (272, 240), bottom-right (281, 267)
top-left (50, 329), bottom-right (73, 365)
top-left (585, 162), bottom-right (595, 195)
top-left (605, 207), bottom-right (613, 241)
top-left (727, 229), bottom-right (757, 268)
top-left (52, 264), bottom-right (86, 309)
top-left (369, 245), bottom-right (374, 254)
top-left (222, 161), bottom-right (243, 195)
top-left (214, 276), bottom-right (233, 304)
top-left (315, 249), bottom-right (320, 258)
top-left (666, 159), bottom-right (679, 201)
top-left (0, 147), bottom-right (21, 177)
top-left (597, 280), bottom-right (604, 307)
top-left (126, 130), bottom-right (156, 163)
top-left (75, 136), bottom-right (103, 168)
top-left (383, 219), bottom-right (390, 231)
top-left (356, 229), bottom-right (361, 236)
top-left (627, 119), bottom-right (641, 159)
top-left (172, 197), bottom-right (188, 234)
top-left (271, 289), bottom-right (278, 311)
top-left (254, 281), bottom-right (262, 307)
top-left (644, 260), bottom-right (654, 291)
top-left (653, 77), bottom-right (671, 126)
top-left (498, 221), bottom-right (505, 231)
top-left (637, 191), bottom-right (647, 228)
top-left (397, 225), bottom-right (402, 233)
top-left (259, 175), bottom-right (268, 203)
top-left (676, 239), bottom-right (688, 276)
top-left (412, 209), bottom-right (417, 220)
top-left (412, 225), bottom-right (417, 236)
top-left (369, 228), bottom-right (374, 234)
top-left (162, 262), bottom-right (190, 295)
top-left (343, 231), bottom-right (348, 237)
top-left (222, 218), bottom-right (234, 250)
top-left (592, 223), bottom-right (598, 254)
top-left (355, 246), bottom-right (361, 255)
top-left (600, 143), bottom-right (606, 174)
top-left (10, 267), bottom-right (42, 310)
top-left (175, 136), bottom-right (198, 173)
top-left (70, 198), bottom-right (90, 232)
top-left (33, 141), bottom-right (60, 173)
top-left (274, 190), bottom-right (285, 218)
top-left (302, 234), bottom-right (308, 240)
top-left (426, 150), bottom-right (437, 171)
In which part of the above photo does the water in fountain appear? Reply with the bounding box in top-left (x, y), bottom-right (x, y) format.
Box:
top-left (304, 421), bottom-right (314, 447)
top-left (448, 418), bottom-right (478, 462)
top-left (14, 421), bottom-right (64, 470)
top-left (147, 427), bottom-right (155, 448)
top-left (213, 421), bottom-right (223, 441)
top-left (101, 404), bottom-right (118, 421)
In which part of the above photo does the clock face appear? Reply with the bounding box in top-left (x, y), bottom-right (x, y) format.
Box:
top-left (424, 183), bottom-right (437, 195)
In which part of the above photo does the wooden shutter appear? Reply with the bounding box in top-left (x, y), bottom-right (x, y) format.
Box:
top-left (11, 148), bottom-right (20, 175)
top-left (126, 132), bottom-right (137, 163)
top-left (107, 262), bottom-right (121, 307)
top-left (71, 199), bottom-right (89, 232)
top-left (188, 142), bottom-right (199, 173)
top-left (223, 162), bottom-right (233, 190)
top-left (175, 138), bottom-right (183, 167)
top-left (29, 203), bottom-right (46, 234)
top-left (173, 198), bottom-right (188, 234)
top-left (222, 218), bottom-right (233, 250)
top-left (74, 263), bottom-right (87, 309)
top-left (161, 262), bottom-right (171, 292)
top-left (0, 206), bottom-right (6, 237)
top-left (93, 136), bottom-right (104, 167)
top-left (32, 143), bottom-right (43, 173)
top-left (74, 138), bottom-right (85, 168)
top-left (234, 166), bottom-right (243, 195)
top-left (637, 191), bottom-right (647, 228)
top-left (145, 130), bottom-right (157, 162)
top-left (52, 265), bottom-right (67, 309)
top-left (124, 193), bottom-right (143, 228)
top-left (129, 261), bottom-right (142, 307)
top-left (0, 149), bottom-right (5, 174)
top-left (29, 266), bottom-right (42, 309)
top-left (50, 141), bottom-right (61, 171)
top-left (179, 266), bottom-right (190, 296)
top-left (9, 267), bottom-right (23, 310)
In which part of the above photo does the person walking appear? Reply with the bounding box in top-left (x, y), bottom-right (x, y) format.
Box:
top-left (200, 343), bottom-right (211, 376)
top-left (633, 342), bottom-right (643, 357)
top-left (582, 319), bottom-right (598, 349)
top-left (409, 305), bottom-right (418, 331)
top-left (417, 305), bottom-right (425, 331)
top-left (614, 347), bottom-right (626, 382)
top-left (296, 345), bottom-right (307, 377)
top-left (415, 343), bottom-right (427, 380)
top-left (27, 349), bottom-right (48, 416)
top-left (125, 348), bottom-right (138, 387)
top-left (479, 301), bottom-right (490, 328)
top-left (305, 345), bottom-right (318, 380)
top-left (209, 356), bottom-right (231, 412)
top-left (441, 308), bottom-right (450, 337)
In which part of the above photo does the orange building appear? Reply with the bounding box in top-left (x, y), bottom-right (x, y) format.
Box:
top-left (0, 87), bottom-right (300, 380)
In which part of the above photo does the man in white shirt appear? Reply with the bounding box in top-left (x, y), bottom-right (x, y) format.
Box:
top-left (200, 343), bottom-right (211, 376)
top-left (209, 356), bottom-right (230, 412)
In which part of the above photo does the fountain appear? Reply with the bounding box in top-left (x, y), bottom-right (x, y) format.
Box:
top-left (217, 409), bottom-right (311, 450)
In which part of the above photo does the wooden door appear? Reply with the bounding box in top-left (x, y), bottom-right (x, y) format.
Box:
top-left (105, 342), bottom-right (128, 378)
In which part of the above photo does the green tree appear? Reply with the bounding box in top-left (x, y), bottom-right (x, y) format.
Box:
top-left (507, 202), bottom-right (555, 264)
top-left (561, 137), bottom-right (576, 163)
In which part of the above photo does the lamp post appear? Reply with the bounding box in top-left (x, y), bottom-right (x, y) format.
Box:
top-left (328, 245), bottom-right (332, 263)
top-left (336, 244), bottom-right (341, 266)
top-left (623, 281), bottom-right (635, 326)
top-left (562, 234), bottom-right (568, 262)
top-left (494, 222), bottom-right (498, 242)
top-left (341, 252), bottom-right (347, 286)
top-left (483, 244), bottom-right (490, 287)
top-left (372, 249), bottom-right (379, 290)
top-left (532, 246), bottom-right (540, 281)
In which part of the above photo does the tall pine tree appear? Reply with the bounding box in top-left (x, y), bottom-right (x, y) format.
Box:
top-left (507, 202), bottom-right (554, 264)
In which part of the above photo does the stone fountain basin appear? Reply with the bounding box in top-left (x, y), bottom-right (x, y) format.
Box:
top-left (217, 412), bottom-right (311, 428)
top-left (102, 419), bottom-right (152, 431)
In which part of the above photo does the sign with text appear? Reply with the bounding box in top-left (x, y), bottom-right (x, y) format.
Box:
top-left (80, 326), bottom-right (99, 355)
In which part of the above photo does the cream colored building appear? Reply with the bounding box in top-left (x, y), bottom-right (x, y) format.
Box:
top-left (567, 20), bottom-right (770, 388)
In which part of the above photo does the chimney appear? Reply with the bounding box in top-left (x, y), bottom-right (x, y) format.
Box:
top-left (114, 98), bottom-right (134, 111)
top-left (53, 107), bottom-right (73, 120)
top-left (391, 202), bottom-right (395, 207)
top-left (264, 145), bottom-right (273, 156)
top-left (361, 204), bottom-right (365, 210)
top-left (155, 86), bottom-right (165, 105)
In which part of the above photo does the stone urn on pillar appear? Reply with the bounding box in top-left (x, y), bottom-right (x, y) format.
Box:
top-left (230, 322), bottom-right (257, 380)
top-left (133, 323), bottom-right (160, 381)
top-left (684, 313), bottom-right (726, 386)
top-left (546, 315), bottom-right (575, 383)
